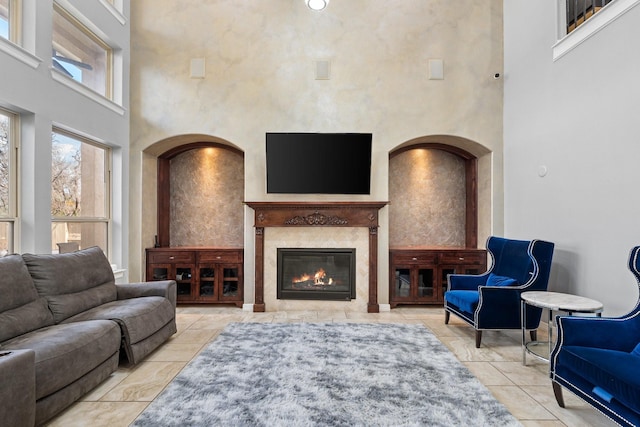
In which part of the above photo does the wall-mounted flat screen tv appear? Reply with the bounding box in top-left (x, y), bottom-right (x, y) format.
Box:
top-left (266, 133), bottom-right (372, 194)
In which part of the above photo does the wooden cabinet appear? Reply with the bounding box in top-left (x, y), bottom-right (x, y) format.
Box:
top-left (389, 251), bottom-right (438, 305)
top-left (196, 250), bottom-right (243, 304)
top-left (146, 247), bottom-right (243, 306)
top-left (389, 248), bottom-right (487, 308)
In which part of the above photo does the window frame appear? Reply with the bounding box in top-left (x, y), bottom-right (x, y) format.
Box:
top-left (99, 0), bottom-right (126, 26)
top-left (52, 2), bottom-right (114, 100)
top-left (554, 0), bottom-right (640, 60)
top-left (0, 107), bottom-right (18, 256)
top-left (51, 127), bottom-right (112, 255)
top-left (565, 0), bottom-right (614, 34)
top-left (0, 0), bottom-right (21, 44)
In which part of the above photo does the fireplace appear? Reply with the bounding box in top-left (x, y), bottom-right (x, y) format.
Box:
top-left (245, 201), bottom-right (387, 312)
top-left (277, 248), bottom-right (356, 301)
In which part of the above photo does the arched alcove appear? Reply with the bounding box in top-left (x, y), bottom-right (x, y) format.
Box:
top-left (389, 136), bottom-right (491, 249)
top-left (155, 140), bottom-right (244, 247)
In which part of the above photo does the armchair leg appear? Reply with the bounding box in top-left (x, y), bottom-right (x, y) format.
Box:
top-left (444, 311), bottom-right (450, 324)
top-left (475, 330), bottom-right (482, 348)
top-left (530, 330), bottom-right (537, 341)
top-left (552, 381), bottom-right (565, 408)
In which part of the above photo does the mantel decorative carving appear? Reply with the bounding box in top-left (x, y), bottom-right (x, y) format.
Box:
top-left (246, 201), bottom-right (387, 228)
top-left (284, 211), bottom-right (349, 226)
top-left (245, 201), bottom-right (388, 314)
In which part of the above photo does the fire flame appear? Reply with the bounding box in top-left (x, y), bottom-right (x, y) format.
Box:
top-left (292, 268), bottom-right (334, 285)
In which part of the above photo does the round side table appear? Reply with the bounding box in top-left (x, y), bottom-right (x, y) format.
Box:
top-left (521, 291), bottom-right (603, 365)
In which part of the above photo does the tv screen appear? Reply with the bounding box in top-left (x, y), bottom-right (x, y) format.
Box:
top-left (266, 133), bottom-right (372, 194)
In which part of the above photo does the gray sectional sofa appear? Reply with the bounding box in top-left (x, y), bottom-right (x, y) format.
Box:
top-left (0, 247), bottom-right (177, 426)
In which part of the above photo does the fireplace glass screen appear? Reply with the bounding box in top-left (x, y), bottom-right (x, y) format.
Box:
top-left (277, 248), bottom-right (356, 301)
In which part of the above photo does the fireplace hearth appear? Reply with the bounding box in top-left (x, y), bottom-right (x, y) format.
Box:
top-left (277, 248), bottom-right (356, 301)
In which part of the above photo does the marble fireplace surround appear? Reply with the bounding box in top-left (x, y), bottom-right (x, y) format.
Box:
top-left (245, 202), bottom-right (388, 313)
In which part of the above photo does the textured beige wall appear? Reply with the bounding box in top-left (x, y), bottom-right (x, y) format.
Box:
top-left (169, 148), bottom-right (244, 247)
top-left (389, 149), bottom-right (465, 247)
top-left (128, 1), bottom-right (504, 306)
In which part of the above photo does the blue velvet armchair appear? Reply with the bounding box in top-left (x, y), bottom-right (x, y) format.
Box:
top-left (444, 236), bottom-right (555, 347)
top-left (550, 246), bottom-right (640, 427)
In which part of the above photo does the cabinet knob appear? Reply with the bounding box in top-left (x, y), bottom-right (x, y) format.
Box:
top-left (169, 256), bottom-right (175, 260)
top-left (412, 257), bottom-right (418, 261)
top-left (216, 256), bottom-right (221, 259)
top-left (459, 257), bottom-right (464, 261)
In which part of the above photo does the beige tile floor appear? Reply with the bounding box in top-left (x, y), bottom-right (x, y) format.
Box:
top-left (46, 306), bottom-right (617, 427)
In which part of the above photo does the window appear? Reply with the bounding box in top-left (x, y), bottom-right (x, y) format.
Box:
top-left (0, 0), bottom-right (10, 39)
top-left (0, 108), bottom-right (17, 256)
top-left (566, 0), bottom-right (614, 33)
top-left (52, 3), bottom-right (112, 98)
top-left (554, 0), bottom-right (636, 60)
top-left (51, 129), bottom-right (110, 254)
top-left (0, 0), bottom-right (19, 42)
top-left (99, 0), bottom-right (125, 24)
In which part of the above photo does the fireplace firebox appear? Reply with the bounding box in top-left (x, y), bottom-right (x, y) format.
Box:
top-left (277, 248), bottom-right (356, 301)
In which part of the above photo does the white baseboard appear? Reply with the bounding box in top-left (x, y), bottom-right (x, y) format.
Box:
top-left (378, 304), bottom-right (391, 312)
top-left (242, 304), bottom-right (254, 312)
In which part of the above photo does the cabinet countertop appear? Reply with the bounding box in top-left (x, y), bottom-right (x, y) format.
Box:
top-left (146, 246), bottom-right (243, 251)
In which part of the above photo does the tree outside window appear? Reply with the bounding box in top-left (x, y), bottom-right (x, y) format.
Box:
top-left (0, 109), bottom-right (16, 256)
top-left (51, 130), bottom-right (110, 254)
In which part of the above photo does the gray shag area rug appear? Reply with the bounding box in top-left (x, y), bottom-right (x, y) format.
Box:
top-left (132, 322), bottom-right (521, 427)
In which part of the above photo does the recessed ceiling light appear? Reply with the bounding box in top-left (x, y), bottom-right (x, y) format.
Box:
top-left (306, 0), bottom-right (329, 11)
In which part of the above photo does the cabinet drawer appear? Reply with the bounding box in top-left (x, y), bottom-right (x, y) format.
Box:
top-left (198, 250), bottom-right (242, 263)
top-left (438, 251), bottom-right (485, 265)
top-left (391, 252), bottom-right (437, 265)
top-left (148, 251), bottom-right (195, 264)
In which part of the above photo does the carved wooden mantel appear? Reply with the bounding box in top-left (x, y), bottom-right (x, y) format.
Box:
top-left (245, 201), bottom-right (388, 313)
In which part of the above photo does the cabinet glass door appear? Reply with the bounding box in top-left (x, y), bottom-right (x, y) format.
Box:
top-left (199, 266), bottom-right (215, 297)
top-left (151, 265), bottom-right (169, 280)
top-left (221, 267), bottom-right (239, 298)
top-left (394, 268), bottom-right (412, 299)
top-left (417, 268), bottom-right (435, 299)
top-left (441, 267), bottom-right (455, 298)
top-left (175, 267), bottom-right (193, 296)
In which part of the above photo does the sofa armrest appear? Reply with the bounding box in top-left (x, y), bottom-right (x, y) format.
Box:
top-left (116, 280), bottom-right (177, 307)
top-left (447, 273), bottom-right (488, 291)
top-left (0, 349), bottom-right (36, 427)
top-left (555, 315), bottom-right (640, 352)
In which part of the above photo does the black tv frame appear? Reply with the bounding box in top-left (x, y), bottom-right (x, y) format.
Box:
top-left (266, 132), bottom-right (372, 195)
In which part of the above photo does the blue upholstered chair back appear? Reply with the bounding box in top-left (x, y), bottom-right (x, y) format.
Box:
top-left (444, 236), bottom-right (555, 347)
top-left (486, 236), bottom-right (554, 290)
top-left (549, 246), bottom-right (640, 426)
top-left (627, 245), bottom-right (640, 315)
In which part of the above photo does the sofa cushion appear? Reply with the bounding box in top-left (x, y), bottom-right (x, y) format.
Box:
top-left (1, 320), bottom-right (121, 400)
top-left (63, 296), bottom-right (175, 345)
top-left (0, 255), bottom-right (54, 343)
top-left (444, 290), bottom-right (479, 314)
top-left (559, 345), bottom-right (640, 415)
top-left (486, 273), bottom-right (518, 287)
top-left (23, 247), bottom-right (117, 323)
